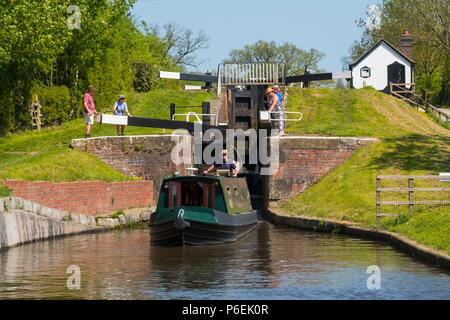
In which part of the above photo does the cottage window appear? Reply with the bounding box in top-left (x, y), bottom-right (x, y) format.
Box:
top-left (361, 67), bottom-right (371, 78)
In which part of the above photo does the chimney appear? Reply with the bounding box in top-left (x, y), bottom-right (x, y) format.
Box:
top-left (401, 30), bottom-right (412, 59)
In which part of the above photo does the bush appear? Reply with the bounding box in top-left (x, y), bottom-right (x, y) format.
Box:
top-left (417, 72), bottom-right (443, 104)
top-left (34, 85), bottom-right (71, 126)
top-left (133, 61), bottom-right (157, 93)
top-left (0, 86), bottom-right (13, 135)
top-left (0, 185), bottom-right (13, 197)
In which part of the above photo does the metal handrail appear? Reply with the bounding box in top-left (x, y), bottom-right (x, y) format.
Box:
top-left (172, 112), bottom-right (218, 125)
top-left (261, 111), bottom-right (303, 122)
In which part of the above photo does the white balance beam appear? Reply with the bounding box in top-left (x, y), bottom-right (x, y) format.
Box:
top-left (97, 114), bottom-right (128, 126)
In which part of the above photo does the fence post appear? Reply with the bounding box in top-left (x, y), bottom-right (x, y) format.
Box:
top-left (376, 176), bottom-right (381, 229)
top-left (205, 70), bottom-right (212, 90)
top-left (170, 103), bottom-right (176, 120)
top-left (409, 177), bottom-right (414, 215)
top-left (202, 102), bottom-right (211, 125)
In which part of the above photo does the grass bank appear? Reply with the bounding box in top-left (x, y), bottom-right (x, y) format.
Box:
top-left (0, 89), bottom-right (215, 184)
top-left (283, 88), bottom-right (450, 254)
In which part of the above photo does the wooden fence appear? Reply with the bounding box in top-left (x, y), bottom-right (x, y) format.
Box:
top-left (376, 175), bottom-right (450, 229)
top-left (390, 82), bottom-right (449, 127)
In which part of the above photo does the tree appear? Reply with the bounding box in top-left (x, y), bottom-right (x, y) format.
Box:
top-left (226, 40), bottom-right (279, 63)
top-left (224, 40), bottom-right (325, 76)
top-left (149, 22), bottom-right (209, 68)
top-left (347, 0), bottom-right (449, 104)
top-left (0, 0), bottom-right (146, 133)
top-left (335, 79), bottom-right (347, 89)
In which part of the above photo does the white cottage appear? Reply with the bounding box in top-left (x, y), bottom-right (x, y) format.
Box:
top-left (349, 32), bottom-right (415, 93)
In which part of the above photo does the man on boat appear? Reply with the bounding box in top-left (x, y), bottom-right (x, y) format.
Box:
top-left (203, 150), bottom-right (237, 177)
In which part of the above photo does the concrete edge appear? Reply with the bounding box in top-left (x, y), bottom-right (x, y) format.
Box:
top-left (265, 210), bottom-right (450, 271)
top-left (0, 197), bottom-right (109, 251)
top-left (0, 226), bottom-right (109, 252)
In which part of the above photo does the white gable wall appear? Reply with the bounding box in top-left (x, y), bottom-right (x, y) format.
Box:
top-left (352, 42), bottom-right (413, 90)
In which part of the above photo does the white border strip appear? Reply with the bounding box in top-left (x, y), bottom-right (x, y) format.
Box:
top-left (332, 71), bottom-right (352, 79)
top-left (159, 71), bottom-right (181, 80)
top-left (98, 114), bottom-right (128, 126)
top-left (185, 85), bottom-right (202, 90)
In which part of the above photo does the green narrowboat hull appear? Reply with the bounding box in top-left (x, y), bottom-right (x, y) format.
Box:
top-left (149, 175), bottom-right (257, 246)
top-left (149, 207), bottom-right (257, 246)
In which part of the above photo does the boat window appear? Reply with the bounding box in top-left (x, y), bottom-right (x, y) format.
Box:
top-left (181, 181), bottom-right (203, 207)
top-left (168, 182), bottom-right (181, 208)
top-left (172, 185), bottom-right (177, 206)
top-left (202, 183), bottom-right (215, 209)
top-left (207, 187), bottom-right (211, 208)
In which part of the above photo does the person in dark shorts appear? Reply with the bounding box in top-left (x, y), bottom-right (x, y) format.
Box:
top-left (113, 94), bottom-right (131, 136)
top-left (203, 150), bottom-right (237, 177)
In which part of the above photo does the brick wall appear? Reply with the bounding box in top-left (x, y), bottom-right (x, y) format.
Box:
top-left (69, 134), bottom-right (378, 211)
top-left (71, 135), bottom-right (193, 197)
top-left (266, 136), bottom-right (378, 207)
top-left (4, 180), bottom-right (154, 216)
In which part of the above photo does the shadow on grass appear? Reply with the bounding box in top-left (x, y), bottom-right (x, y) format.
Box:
top-left (370, 134), bottom-right (450, 172)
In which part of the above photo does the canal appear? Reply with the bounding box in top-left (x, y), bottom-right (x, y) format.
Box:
top-left (0, 221), bottom-right (449, 299)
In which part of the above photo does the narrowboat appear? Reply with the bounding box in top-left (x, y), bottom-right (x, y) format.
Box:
top-left (149, 170), bottom-right (257, 246)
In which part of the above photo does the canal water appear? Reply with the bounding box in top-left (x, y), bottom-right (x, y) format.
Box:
top-left (0, 221), bottom-right (449, 299)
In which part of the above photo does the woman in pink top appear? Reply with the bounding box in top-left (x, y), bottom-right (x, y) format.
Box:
top-left (83, 85), bottom-right (98, 138)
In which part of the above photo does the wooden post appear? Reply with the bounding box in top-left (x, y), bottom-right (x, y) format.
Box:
top-left (29, 94), bottom-right (41, 132)
top-left (36, 106), bottom-right (41, 132)
top-left (409, 177), bottom-right (414, 215)
top-left (376, 177), bottom-right (381, 229)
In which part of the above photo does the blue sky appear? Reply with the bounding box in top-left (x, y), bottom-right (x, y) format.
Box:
top-left (131, 0), bottom-right (379, 73)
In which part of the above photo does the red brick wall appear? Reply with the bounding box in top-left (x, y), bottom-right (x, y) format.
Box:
top-left (4, 180), bottom-right (154, 216)
top-left (71, 135), bottom-right (193, 198)
top-left (267, 137), bottom-right (378, 207)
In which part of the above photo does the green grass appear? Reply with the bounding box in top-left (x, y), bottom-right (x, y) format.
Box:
top-left (282, 88), bottom-right (450, 253)
top-left (285, 88), bottom-right (448, 138)
top-left (110, 211), bottom-right (125, 219)
top-left (0, 89), bottom-right (215, 183)
top-left (283, 137), bottom-right (450, 253)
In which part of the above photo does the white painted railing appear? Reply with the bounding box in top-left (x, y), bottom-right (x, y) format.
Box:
top-left (218, 63), bottom-right (283, 86)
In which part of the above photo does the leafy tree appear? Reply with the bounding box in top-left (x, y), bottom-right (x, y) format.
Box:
top-left (0, 0), bottom-right (74, 133)
top-left (346, 0), bottom-right (449, 104)
top-left (0, 0), bottom-right (181, 134)
top-left (224, 40), bottom-right (325, 76)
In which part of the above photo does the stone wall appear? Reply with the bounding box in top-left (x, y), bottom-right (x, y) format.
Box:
top-left (4, 180), bottom-right (154, 216)
top-left (266, 136), bottom-right (378, 207)
top-left (71, 135), bottom-right (193, 197)
top-left (0, 197), bottom-right (106, 250)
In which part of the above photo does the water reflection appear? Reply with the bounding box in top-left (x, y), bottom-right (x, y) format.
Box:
top-left (0, 222), bottom-right (449, 299)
